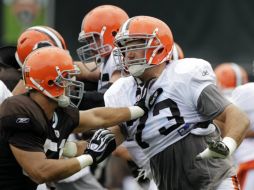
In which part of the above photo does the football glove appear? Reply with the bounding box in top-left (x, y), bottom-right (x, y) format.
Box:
top-left (85, 129), bottom-right (116, 165)
top-left (196, 137), bottom-right (237, 160)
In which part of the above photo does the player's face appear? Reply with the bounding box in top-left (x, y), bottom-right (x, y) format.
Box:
top-left (124, 40), bottom-right (146, 65)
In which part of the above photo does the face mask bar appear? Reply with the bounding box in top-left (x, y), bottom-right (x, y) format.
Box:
top-left (77, 27), bottom-right (112, 71)
top-left (54, 66), bottom-right (84, 107)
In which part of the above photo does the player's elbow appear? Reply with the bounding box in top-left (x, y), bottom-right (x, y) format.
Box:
top-left (29, 170), bottom-right (49, 184)
top-left (240, 111), bottom-right (250, 133)
top-left (233, 106), bottom-right (250, 137)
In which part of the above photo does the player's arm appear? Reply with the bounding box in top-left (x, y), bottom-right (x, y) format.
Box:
top-left (62, 140), bottom-right (88, 158)
top-left (84, 125), bottom-right (126, 165)
top-left (108, 125), bottom-right (126, 146)
top-left (110, 70), bottom-right (121, 83)
top-left (10, 145), bottom-right (93, 184)
top-left (244, 130), bottom-right (254, 138)
top-left (75, 82), bottom-right (163, 133)
top-left (74, 106), bottom-right (144, 133)
top-left (74, 61), bottom-right (100, 82)
top-left (196, 84), bottom-right (249, 160)
top-left (12, 79), bottom-right (27, 95)
top-left (214, 103), bottom-right (249, 146)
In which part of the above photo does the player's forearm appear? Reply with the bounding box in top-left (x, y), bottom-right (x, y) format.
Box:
top-left (220, 104), bottom-right (250, 145)
top-left (78, 106), bottom-right (144, 132)
top-left (108, 125), bottom-right (126, 146)
top-left (30, 156), bottom-right (92, 183)
top-left (92, 106), bottom-right (144, 129)
top-left (74, 61), bottom-right (100, 81)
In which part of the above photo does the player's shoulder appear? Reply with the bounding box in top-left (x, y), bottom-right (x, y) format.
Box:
top-left (233, 82), bottom-right (254, 94)
top-left (0, 94), bottom-right (46, 135)
top-left (174, 58), bottom-right (212, 74)
top-left (58, 106), bottom-right (79, 126)
top-left (105, 76), bottom-right (134, 96)
top-left (231, 83), bottom-right (254, 107)
top-left (0, 94), bottom-right (36, 116)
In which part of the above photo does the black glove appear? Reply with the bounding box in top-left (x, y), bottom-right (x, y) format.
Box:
top-left (135, 78), bottom-right (163, 113)
top-left (207, 139), bottom-right (230, 156)
top-left (196, 139), bottom-right (230, 160)
top-left (85, 129), bottom-right (116, 165)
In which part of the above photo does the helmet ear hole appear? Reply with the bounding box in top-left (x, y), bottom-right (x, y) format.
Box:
top-left (112, 31), bottom-right (117, 37)
top-left (48, 80), bottom-right (54, 86)
top-left (157, 47), bottom-right (164, 54)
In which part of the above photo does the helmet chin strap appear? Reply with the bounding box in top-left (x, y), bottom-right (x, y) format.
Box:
top-left (128, 64), bottom-right (153, 77)
top-left (55, 95), bottom-right (70, 108)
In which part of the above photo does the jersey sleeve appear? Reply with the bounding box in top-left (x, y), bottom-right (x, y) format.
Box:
top-left (186, 59), bottom-right (216, 107)
top-left (0, 99), bottom-right (45, 152)
top-left (104, 77), bottom-right (136, 138)
top-left (104, 77), bottom-right (135, 107)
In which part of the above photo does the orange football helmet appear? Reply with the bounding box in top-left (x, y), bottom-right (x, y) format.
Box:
top-left (23, 47), bottom-right (83, 107)
top-left (172, 43), bottom-right (184, 60)
top-left (16, 26), bottom-right (67, 67)
top-left (114, 16), bottom-right (174, 76)
top-left (77, 5), bottom-right (129, 70)
top-left (214, 63), bottom-right (248, 90)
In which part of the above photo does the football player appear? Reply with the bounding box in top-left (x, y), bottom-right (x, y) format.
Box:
top-left (111, 41), bottom-right (185, 190)
top-left (90, 16), bottom-right (249, 190)
top-left (56, 5), bottom-right (130, 190)
top-left (214, 62), bottom-right (248, 98)
top-left (230, 83), bottom-right (254, 190)
top-left (75, 5), bottom-right (129, 110)
top-left (0, 46), bottom-right (156, 190)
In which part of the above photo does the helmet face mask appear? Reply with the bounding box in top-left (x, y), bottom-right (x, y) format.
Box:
top-left (77, 5), bottom-right (129, 71)
top-left (54, 67), bottom-right (84, 107)
top-left (114, 16), bottom-right (174, 77)
top-left (77, 30), bottom-right (112, 71)
top-left (113, 38), bottom-right (152, 77)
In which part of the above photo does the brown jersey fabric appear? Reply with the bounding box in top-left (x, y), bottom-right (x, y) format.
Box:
top-left (0, 94), bottom-right (79, 190)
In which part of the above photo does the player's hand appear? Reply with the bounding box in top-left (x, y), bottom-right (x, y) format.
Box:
top-left (85, 129), bottom-right (116, 165)
top-left (135, 78), bottom-right (163, 113)
top-left (196, 136), bottom-right (237, 160)
top-left (196, 139), bottom-right (230, 160)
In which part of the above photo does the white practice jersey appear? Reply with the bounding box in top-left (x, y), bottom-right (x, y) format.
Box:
top-left (98, 48), bottom-right (120, 91)
top-left (104, 58), bottom-right (216, 162)
top-left (231, 83), bottom-right (254, 164)
top-left (0, 80), bottom-right (12, 104)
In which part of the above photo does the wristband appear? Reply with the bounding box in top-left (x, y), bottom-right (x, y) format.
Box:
top-left (76, 154), bottom-right (93, 169)
top-left (63, 141), bottom-right (77, 158)
top-left (222, 137), bottom-right (237, 155)
top-left (128, 106), bottom-right (145, 120)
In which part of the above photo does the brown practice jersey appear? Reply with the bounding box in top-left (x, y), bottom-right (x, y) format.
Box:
top-left (0, 94), bottom-right (79, 190)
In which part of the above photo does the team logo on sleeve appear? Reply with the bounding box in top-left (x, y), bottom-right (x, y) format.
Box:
top-left (202, 70), bottom-right (209, 76)
top-left (16, 118), bottom-right (30, 123)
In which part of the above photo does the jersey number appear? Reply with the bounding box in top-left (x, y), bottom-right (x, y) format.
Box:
top-left (135, 98), bottom-right (184, 149)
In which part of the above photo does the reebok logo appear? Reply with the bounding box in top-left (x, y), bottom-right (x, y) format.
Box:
top-left (16, 118), bottom-right (30, 124)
